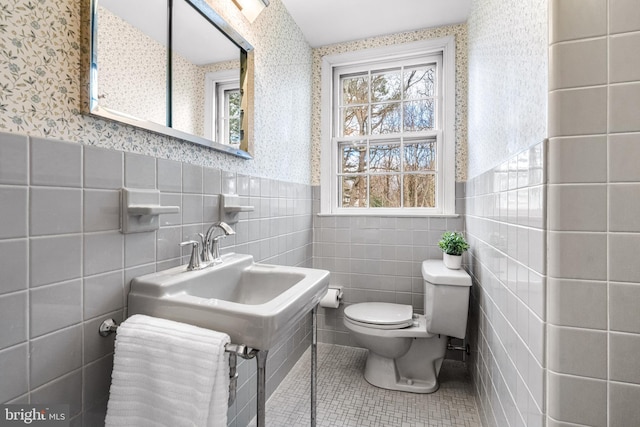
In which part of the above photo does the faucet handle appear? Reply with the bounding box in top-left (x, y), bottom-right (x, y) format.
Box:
top-left (179, 240), bottom-right (202, 271)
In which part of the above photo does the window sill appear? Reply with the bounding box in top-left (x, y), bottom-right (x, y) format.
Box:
top-left (316, 212), bottom-right (460, 218)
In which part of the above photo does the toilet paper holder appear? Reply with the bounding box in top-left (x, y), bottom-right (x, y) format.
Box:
top-left (319, 286), bottom-right (343, 308)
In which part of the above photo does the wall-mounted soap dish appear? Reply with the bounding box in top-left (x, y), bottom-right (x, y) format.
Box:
top-left (121, 188), bottom-right (180, 234)
top-left (220, 194), bottom-right (254, 224)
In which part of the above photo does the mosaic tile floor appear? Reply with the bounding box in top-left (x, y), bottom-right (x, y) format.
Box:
top-left (252, 344), bottom-right (481, 427)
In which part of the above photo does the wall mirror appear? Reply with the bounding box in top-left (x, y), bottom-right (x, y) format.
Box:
top-left (86, 0), bottom-right (254, 158)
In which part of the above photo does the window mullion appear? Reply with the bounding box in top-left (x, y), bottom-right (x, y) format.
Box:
top-left (400, 136), bottom-right (404, 208)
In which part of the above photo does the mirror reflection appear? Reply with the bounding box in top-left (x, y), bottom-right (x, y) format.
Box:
top-left (97, 0), bottom-right (168, 126)
top-left (89, 0), bottom-right (253, 158)
top-left (171, 0), bottom-right (241, 144)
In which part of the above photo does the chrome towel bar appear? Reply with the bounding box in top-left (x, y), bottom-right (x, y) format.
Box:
top-left (98, 318), bottom-right (258, 358)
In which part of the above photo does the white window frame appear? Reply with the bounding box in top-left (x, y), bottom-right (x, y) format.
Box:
top-left (204, 69), bottom-right (240, 145)
top-left (320, 36), bottom-right (456, 216)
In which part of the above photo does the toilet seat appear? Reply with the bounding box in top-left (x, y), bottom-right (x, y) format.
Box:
top-left (344, 302), bottom-right (414, 330)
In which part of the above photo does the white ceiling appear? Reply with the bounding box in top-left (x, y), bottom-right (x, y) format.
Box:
top-left (280, 0), bottom-right (472, 47)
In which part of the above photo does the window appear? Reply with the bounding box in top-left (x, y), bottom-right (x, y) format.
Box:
top-left (204, 70), bottom-right (241, 146)
top-left (320, 37), bottom-right (456, 215)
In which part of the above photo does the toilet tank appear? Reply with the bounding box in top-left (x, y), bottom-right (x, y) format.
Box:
top-left (422, 260), bottom-right (472, 339)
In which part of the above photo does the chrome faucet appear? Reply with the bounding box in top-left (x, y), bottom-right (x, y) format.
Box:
top-left (199, 221), bottom-right (235, 265)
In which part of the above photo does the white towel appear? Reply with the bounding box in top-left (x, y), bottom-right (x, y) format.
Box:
top-left (105, 315), bottom-right (230, 427)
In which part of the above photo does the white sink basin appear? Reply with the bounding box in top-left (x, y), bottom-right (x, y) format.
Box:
top-left (128, 253), bottom-right (330, 350)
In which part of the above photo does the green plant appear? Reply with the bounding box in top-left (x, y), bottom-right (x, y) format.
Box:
top-left (438, 231), bottom-right (469, 256)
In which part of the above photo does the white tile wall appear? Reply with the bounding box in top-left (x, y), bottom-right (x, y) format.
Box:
top-left (0, 132), bottom-right (315, 426)
top-left (464, 142), bottom-right (547, 427)
top-left (547, 0), bottom-right (640, 425)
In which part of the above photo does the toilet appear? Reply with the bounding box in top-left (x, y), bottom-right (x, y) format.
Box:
top-left (343, 259), bottom-right (472, 393)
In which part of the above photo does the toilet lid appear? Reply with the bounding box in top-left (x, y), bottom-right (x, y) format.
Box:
top-left (344, 303), bottom-right (413, 328)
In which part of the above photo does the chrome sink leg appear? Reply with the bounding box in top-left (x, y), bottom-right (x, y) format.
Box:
top-left (256, 349), bottom-right (269, 427)
top-left (311, 305), bottom-right (318, 427)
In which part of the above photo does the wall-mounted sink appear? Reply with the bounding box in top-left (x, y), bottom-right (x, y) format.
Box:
top-left (128, 253), bottom-right (330, 350)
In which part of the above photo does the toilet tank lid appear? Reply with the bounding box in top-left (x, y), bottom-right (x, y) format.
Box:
top-left (422, 260), bottom-right (472, 287)
top-left (344, 303), bottom-right (413, 326)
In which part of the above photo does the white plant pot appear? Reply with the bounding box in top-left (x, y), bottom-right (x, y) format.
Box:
top-left (443, 253), bottom-right (462, 270)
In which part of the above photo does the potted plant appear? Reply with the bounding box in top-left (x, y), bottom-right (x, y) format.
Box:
top-left (438, 231), bottom-right (469, 270)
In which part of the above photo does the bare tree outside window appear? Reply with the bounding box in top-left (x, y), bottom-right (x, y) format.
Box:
top-left (226, 89), bottom-right (241, 145)
top-left (337, 64), bottom-right (438, 208)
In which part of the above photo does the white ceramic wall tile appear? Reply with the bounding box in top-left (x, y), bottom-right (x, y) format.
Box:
top-left (29, 280), bottom-right (82, 338)
top-left (83, 146), bottom-right (123, 189)
top-left (548, 87), bottom-right (607, 137)
top-left (609, 332), bottom-right (640, 385)
top-left (609, 233), bottom-right (640, 283)
top-left (157, 158), bottom-right (182, 192)
top-left (30, 187), bottom-right (82, 236)
top-left (30, 370), bottom-right (83, 418)
top-left (182, 194), bottom-right (204, 224)
top-left (609, 0), bottom-right (640, 34)
top-left (82, 354), bottom-right (113, 411)
top-left (221, 171), bottom-right (236, 194)
top-left (549, 38), bottom-right (607, 90)
top-left (528, 271), bottom-right (545, 319)
top-left (30, 137), bottom-right (82, 188)
top-left (237, 174), bottom-right (250, 196)
top-left (609, 133), bottom-right (640, 182)
top-left (202, 167), bottom-right (222, 195)
top-left (29, 325), bottom-right (82, 389)
top-left (0, 239), bottom-right (28, 295)
top-left (124, 232), bottom-right (156, 268)
top-left (182, 163), bottom-right (203, 194)
top-left (0, 344), bottom-right (28, 402)
top-left (548, 278), bottom-right (608, 330)
top-left (609, 82), bottom-right (640, 133)
top-left (610, 282), bottom-right (640, 334)
top-left (0, 132), bottom-right (28, 185)
top-left (83, 271), bottom-right (124, 320)
top-left (528, 228), bottom-right (545, 274)
top-left (548, 184), bottom-right (607, 231)
top-left (30, 235), bottom-right (82, 287)
top-left (548, 231), bottom-right (607, 280)
top-left (83, 189), bottom-right (121, 232)
top-left (610, 32), bottom-right (640, 83)
top-left (159, 193), bottom-right (182, 226)
top-left (83, 232), bottom-right (123, 276)
top-left (124, 152), bottom-right (156, 189)
top-left (528, 186), bottom-right (544, 229)
top-left (548, 136), bottom-right (607, 184)
top-left (156, 226), bottom-right (182, 261)
top-left (249, 176), bottom-right (260, 197)
top-left (549, 0), bottom-right (607, 42)
top-left (0, 186), bottom-right (28, 239)
top-left (547, 371), bottom-right (607, 427)
top-left (610, 184), bottom-right (640, 231)
top-left (548, 325), bottom-right (608, 379)
top-left (609, 382), bottom-right (640, 426)
top-left (0, 291), bottom-right (27, 349)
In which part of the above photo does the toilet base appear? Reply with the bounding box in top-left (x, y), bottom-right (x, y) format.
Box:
top-left (362, 335), bottom-right (447, 394)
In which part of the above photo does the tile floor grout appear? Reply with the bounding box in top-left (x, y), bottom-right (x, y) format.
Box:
top-left (250, 343), bottom-right (481, 427)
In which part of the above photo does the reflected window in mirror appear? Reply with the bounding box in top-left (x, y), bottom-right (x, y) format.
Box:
top-left (204, 69), bottom-right (241, 146)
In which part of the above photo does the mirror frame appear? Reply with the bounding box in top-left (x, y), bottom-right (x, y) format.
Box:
top-left (84, 0), bottom-right (255, 159)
